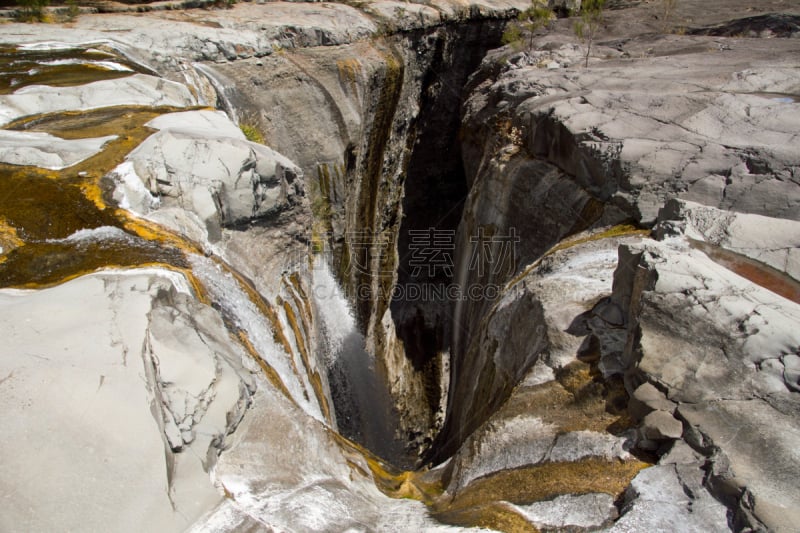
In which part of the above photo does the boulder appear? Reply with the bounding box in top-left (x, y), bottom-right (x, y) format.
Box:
top-left (609, 463), bottom-right (731, 532)
top-left (597, 222), bottom-right (800, 530)
top-left (115, 110), bottom-right (304, 242)
top-left (628, 381), bottom-right (676, 420)
top-left (641, 410), bottom-right (683, 441)
top-left (145, 109), bottom-right (246, 140)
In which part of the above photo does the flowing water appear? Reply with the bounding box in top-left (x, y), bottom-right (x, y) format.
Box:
top-left (312, 256), bottom-right (411, 467)
top-left (190, 254), bottom-right (327, 422)
top-left (0, 45), bottom-right (140, 94)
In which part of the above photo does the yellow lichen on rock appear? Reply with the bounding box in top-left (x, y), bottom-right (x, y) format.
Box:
top-left (0, 217), bottom-right (24, 264)
top-left (336, 57), bottom-right (362, 88)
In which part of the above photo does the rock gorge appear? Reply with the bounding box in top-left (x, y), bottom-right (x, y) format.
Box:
top-left (0, 0), bottom-right (799, 531)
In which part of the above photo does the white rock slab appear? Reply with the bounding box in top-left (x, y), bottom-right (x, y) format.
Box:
top-left (0, 73), bottom-right (196, 125)
top-left (0, 129), bottom-right (116, 169)
top-left (146, 109), bottom-right (245, 140)
top-left (0, 269), bottom-right (253, 533)
top-left (509, 493), bottom-right (618, 530)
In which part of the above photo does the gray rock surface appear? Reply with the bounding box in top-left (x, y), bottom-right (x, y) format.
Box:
top-left (2, 2), bottom-right (800, 531)
top-left (0, 74), bottom-right (196, 125)
top-left (656, 198), bottom-right (800, 280)
top-left (593, 208), bottom-right (800, 530)
top-left (607, 463), bottom-right (730, 533)
top-left (641, 410), bottom-right (683, 441)
top-left (439, 4), bottom-right (800, 463)
top-left (462, 28), bottom-right (800, 226)
top-left (0, 269), bottom-right (254, 533)
top-left (0, 0), bottom-right (528, 74)
top-left (0, 130), bottom-right (115, 169)
top-left (509, 493), bottom-right (617, 530)
top-left (436, 233), bottom-right (648, 523)
top-left (629, 381), bottom-right (676, 420)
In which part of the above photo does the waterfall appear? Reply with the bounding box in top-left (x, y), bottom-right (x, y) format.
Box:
top-left (311, 255), bottom-right (409, 465)
top-left (311, 255), bottom-right (359, 365)
top-left (192, 63), bottom-right (240, 125)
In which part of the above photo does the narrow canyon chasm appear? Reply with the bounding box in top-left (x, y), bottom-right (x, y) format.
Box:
top-left (1, 1), bottom-right (800, 532)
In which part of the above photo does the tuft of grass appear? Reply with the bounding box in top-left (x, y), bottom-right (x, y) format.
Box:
top-left (660, 0), bottom-right (678, 33)
top-left (240, 122), bottom-right (264, 144)
top-left (15, 0), bottom-right (50, 22)
top-left (336, 58), bottom-right (361, 85)
top-left (573, 0), bottom-right (605, 67)
top-left (502, 0), bottom-right (555, 52)
top-left (501, 23), bottom-right (524, 50)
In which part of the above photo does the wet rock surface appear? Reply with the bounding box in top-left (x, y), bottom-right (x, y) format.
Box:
top-left (0, 74), bottom-right (196, 125)
top-left (0, 129), bottom-right (115, 168)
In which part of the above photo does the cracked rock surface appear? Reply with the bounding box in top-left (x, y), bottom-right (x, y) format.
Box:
top-left (592, 203), bottom-right (800, 531)
top-left (462, 21), bottom-right (800, 225)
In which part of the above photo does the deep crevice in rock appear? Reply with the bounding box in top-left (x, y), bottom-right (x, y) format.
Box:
top-left (390, 22), bottom-right (504, 451)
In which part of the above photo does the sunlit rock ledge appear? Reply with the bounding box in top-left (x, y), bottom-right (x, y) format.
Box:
top-left (1, 0), bottom-right (529, 66)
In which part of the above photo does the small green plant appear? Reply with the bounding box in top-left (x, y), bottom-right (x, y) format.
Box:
top-left (65, 0), bottom-right (79, 22)
top-left (501, 23), bottom-right (524, 50)
top-left (15, 0), bottom-right (50, 22)
top-left (573, 0), bottom-right (605, 68)
top-left (240, 122), bottom-right (264, 144)
top-left (502, 0), bottom-right (555, 51)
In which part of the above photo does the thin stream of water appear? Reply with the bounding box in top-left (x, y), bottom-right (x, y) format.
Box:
top-left (312, 256), bottom-right (411, 467)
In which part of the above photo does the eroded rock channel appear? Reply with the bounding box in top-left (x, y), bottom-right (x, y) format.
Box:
top-left (1, 1), bottom-right (800, 531)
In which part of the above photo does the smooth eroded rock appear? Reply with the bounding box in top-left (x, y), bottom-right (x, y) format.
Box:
top-left (116, 110), bottom-right (303, 242)
top-left (0, 74), bottom-right (196, 125)
top-left (0, 268), bottom-right (254, 533)
top-left (0, 130), bottom-right (115, 169)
